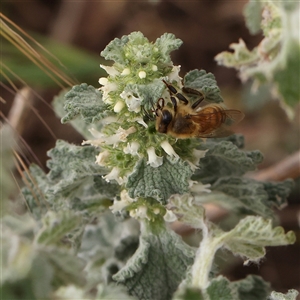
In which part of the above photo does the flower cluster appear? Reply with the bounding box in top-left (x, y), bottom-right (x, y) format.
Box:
top-left (82, 32), bottom-right (207, 220)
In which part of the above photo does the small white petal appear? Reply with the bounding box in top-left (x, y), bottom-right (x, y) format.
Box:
top-left (95, 150), bottom-right (109, 166)
top-left (164, 210), bottom-right (178, 222)
top-left (110, 190), bottom-right (136, 213)
top-left (123, 141), bottom-right (140, 156)
top-left (167, 65), bottom-right (182, 87)
top-left (160, 140), bottom-right (179, 159)
top-left (99, 77), bottom-right (108, 85)
top-left (100, 64), bottom-right (119, 76)
top-left (100, 81), bottom-right (118, 104)
top-left (138, 71), bottom-right (147, 79)
top-left (134, 117), bottom-right (148, 128)
top-left (153, 208), bottom-right (161, 215)
top-left (147, 147), bottom-right (163, 168)
top-left (121, 68), bottom-right (131, 75)
top-left (120, 91), bottom-right (141, 113)
top-left (103, 167), bottom-right (123, 184)
top-left (130, 206), bottom-right (149, 220)
top-left (116, 126), bottom-right (136, 142)
top-left (190, 181), bottom-right (211, 194)
top-left (152, 65), bottom-right (158, 71)
top-left (114, 101), bottom-right (125, 113)
top-left (193, 149), bottom-right (208, 161)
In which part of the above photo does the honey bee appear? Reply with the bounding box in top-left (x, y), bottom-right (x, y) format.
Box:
top-left (155, 80), bottom-right (244, 139)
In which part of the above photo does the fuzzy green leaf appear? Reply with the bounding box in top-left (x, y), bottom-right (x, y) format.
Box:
top-left (35, 210), bottom-right (82, 246)
top-left (21, 164), bottom-right (51, 218)
top-left (223, 216), bottom-right (296, 261)
top-left (216, 3), bottom-right (300, 109)
top-left (52, 88), bottom-right (96, 139)
top-left (206, 276), bottom-right (235, 300)
top-left (173, 287), bottom-right (204, 300)
top-left (61, 83), bottom-right (109, 124)
top-left (193, 141), bottom-right (263, 184)
top-left (126, 157), bottom-right (193, 204)
top-left (101, 35), bottom-right (129, 64)
top-left (113, 221), bottom-right (195, 300)
top-left (183, 69), bottom-right (224, 103)
top-left (1, 217), bottom-right (86, 298)
top-left (95, 283), bottom-right (138, 300)
top-left (154, 33), bottom-right (183, 63)
top-left (46, 140), bottom-right (118, 200)
top-left (42, 247), bottom-right (86, 287)
top-left (101, 31), bottom-right (182, 67)
top-left (167, 194), bottom-right (206, 229)
top-left (211, 177), bottom-right (293, 218)
top-left (175, 276), bottom-right (270, 300)
top-left (231, 275), bottom-right (270, 300)
top-left (243, 0), bottom-right (262, 35)
top-left (79, 213), bottom-right (140, 285)
top-left (22, 140), bottom-right (118, 220)
top-left (123, 79), bottom-right (165, 110)
top-left (215, 40), bottom-right (259, 69)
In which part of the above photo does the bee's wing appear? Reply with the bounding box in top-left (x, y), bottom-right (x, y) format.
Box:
top-left (189, 107), bottom-right (244, 138)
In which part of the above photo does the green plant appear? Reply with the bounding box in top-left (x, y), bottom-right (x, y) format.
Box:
top-left (1, 2), bottom-right (299, 299)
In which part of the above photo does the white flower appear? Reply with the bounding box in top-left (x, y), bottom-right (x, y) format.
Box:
top-left (160, 140), bottom-right (179, 159)
top-left (189, 181), bottom-right (211, 194)
top-left (138, 71), bottom-right (147, 79)
top-left (99, 80), bottom-right (118, 104)
top-left (134, 117), bottom-right (148, 128)
top-left (82, 126), bottom-right (136, 148)
top-left (121, 68), bottom-right (131, 76)
top-left (186, 149), bottom-right (208, 171)
top-left (99, 77), bottom-right (108, 85)
top-left (193, 149), bottom-right (208, 161)
top-left (167, 65), bottom-right (182, 87)
top-left (153, 208), bottom-right (160, 215)
top-left (100, 115), bottom-right (118, 126)
top-left (100, 64), bottom-right (119, 76)
top-left (95, 150), bottom-right (109, 166)
top-left (129, 205), bottom-right (149, 220)
top-left (123, 141), bottom-right (140, 156)
top-left (110, 190), bottom-right (136, 213)
top-left (114, 100), bottom-right (125, 113)
top-left (146, 147), bottom-right (163, 168)
top-left (152, 65), bottom-right (158, 71)
top-left (103, 167), bottom-right (123, 184)
top-left (120, 90), bottom-right (141, 113)
top-left (163, 209), bottom-right (178, 222)
top-left (117, 126), bottom-right (136, 141)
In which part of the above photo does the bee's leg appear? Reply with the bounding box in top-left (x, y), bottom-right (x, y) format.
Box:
top-left (182, 87), bottom-right (202, 96)
top-left (175, 93), bottom-right (189, 105)
top-left (191, 96), bottom-right (205, 110)
top-left (162, 79), bottom-right (177, 95)
top-left (163, 80), bottom-right (189, 105)
top-left (170, 96), bottom-right (177, 112)
top-left (183, 87), bottom-right (205, 108)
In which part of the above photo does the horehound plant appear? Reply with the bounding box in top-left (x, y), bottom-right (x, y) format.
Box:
top-left (1, 14), bottom-right (298, 300)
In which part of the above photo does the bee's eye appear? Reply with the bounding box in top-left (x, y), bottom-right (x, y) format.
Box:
top-left (158, 110), bottom-right (172, 133)
top-left (162, 110), bottom-right (172, 125)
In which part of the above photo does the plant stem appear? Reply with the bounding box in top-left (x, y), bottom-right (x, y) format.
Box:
top-left (191, 224), bottom-right (221, 290)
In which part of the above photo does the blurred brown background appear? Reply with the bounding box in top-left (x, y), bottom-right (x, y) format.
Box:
top-left (1, 0), bottom-right (299, 296)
